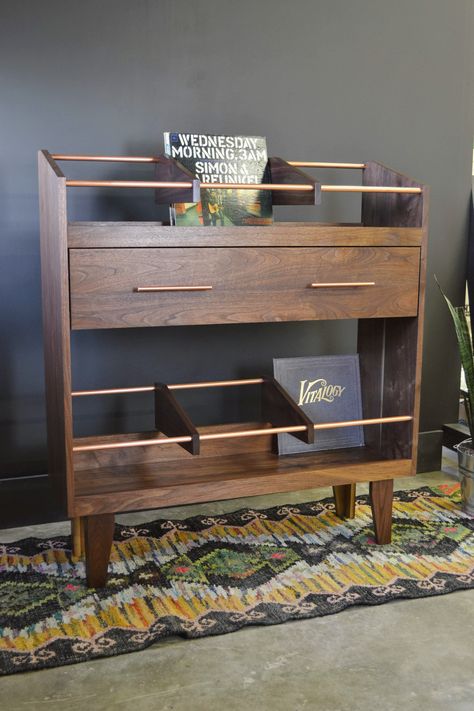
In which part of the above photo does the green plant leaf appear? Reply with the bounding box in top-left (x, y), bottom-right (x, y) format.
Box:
top-left (436, 276), bottom-right (474, 438)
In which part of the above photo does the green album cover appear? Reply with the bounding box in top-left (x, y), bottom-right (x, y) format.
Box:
top-left (164, 132), bottom-right (273, 226)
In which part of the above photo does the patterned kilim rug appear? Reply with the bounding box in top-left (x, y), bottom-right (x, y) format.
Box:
top-left (1, 483), bottom-right (473, 675)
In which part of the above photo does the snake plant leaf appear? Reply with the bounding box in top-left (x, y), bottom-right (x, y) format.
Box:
top-left (436, 276), bottom-right (474, 438)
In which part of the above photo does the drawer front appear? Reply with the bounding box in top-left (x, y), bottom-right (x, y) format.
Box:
top-left (69, 247), bottom-right (420, 329)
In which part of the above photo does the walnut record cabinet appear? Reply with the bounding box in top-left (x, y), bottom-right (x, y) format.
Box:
top-left (38, 150), bottom-right (428, 587)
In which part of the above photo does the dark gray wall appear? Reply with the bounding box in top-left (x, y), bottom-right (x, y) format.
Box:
top-left (1, 0), bottom-right (473, 476)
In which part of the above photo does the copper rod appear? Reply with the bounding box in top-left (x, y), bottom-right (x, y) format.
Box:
top-left (169, 378), bottom-right (265, 390)
top-left (310, 282), bottom-right (376, 288)
top-left (53, 155), bottom-right (422, 194)
top-left (200, 425), bottom-right (305, 441)
top-left (135, 285), bottom-right (213, 293)
top-left (53, 154), bottom-right (161, 163)
top-left (65, 179), bottom-right (313, 192)
top-left (72, 415), bottom-right (412, 452)
top-left (73, 435), bottom-right (193, 452)
top-left (53, 155), bottom-right (366, 169)
top-left (71, 378), bottom-right (265, 397)
top-left (66, 179), bottom-right (193, 189)
top-left (72, 427), bottom-right (304, 452)
top-left (201, 183), bottom-right (314, 191)
top-left (64, 179), bottom-right (421, 194)
top-left (202, 415), bottom-right (413, 441)
top-left (314, 415), bottom-right (412, 430)
top-left (289, 161), bottom-right (366, 169)
top-left (321, 185), bottom-right (422, 194)
top-left (72, 386), bottom-right (155, 397)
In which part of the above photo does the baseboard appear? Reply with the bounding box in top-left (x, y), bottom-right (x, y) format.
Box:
top-left (0, 475), bottom-right (66, 529)
top-left (0, 460), bottom-right (47, 481)
top-left (416, 430), bottom-right (443, 473)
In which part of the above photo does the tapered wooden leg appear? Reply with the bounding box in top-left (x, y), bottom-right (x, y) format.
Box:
top-left (370, 479), bottom-right (394, 544)
top-left (80, 516), bottom-right (86, 558)
top-left (84, 514), bottom-right (115, 588)
top-left (71, 517), bottom-right (84, 561)
top-left (333, 483), bottom-right (356, 519)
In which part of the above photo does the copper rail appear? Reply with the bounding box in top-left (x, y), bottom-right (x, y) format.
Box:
top-left (53, 154), bottom-right (163, 163)
top-left (63, 179), bottom-right (421, 194)
top-left (52, 154), bottom-right (366, 169)
top-left (72, 415), bottom-right (413, 452)
top-left (289, 161), bottom-right (366, 169)
top-left (322, 185), bottom-right (421, 194)
top-left (71, 378), bottom-right (266, 397)
top-left (65, 179), bottom-right (315, 192)
top-left (50, 154), bottom-right (421, 193)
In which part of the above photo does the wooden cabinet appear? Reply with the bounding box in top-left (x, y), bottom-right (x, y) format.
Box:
top-left (39, 151), bottom-right (428, 587)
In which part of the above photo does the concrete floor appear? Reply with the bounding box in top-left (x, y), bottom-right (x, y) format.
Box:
top-left (1, 459), bottom-right (474, 711)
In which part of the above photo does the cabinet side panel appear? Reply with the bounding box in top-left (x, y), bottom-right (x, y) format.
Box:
top-left (381, 317), bottom-right (418, 459)
top-left (38, 151), bottom-right (74, 513)
top-left (357, 318), bottom-right (384, 452)
top-left (408, 186), bottom-right (429, 471)
top-left (362, 161), bottom-right (424, 228)
top-left (361, 163), bottom-right (428, 469)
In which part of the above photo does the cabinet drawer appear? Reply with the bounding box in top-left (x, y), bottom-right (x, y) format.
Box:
top-left (69, 247), bottom-right (420, 329)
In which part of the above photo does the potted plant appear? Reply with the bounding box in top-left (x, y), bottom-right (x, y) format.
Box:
top-left (437, 278), bottom-right (474, 515)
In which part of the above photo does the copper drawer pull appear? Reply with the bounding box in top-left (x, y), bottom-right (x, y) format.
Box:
top-left (134, 285), bottom-right (213, 293)
top-left (310, 281), bottom-right (375, 288)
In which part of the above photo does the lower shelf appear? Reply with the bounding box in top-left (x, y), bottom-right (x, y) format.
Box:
top-left (73, 439), bottom-right (412, 516)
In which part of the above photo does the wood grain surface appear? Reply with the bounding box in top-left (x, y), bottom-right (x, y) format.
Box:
top-left (362, 161), bottom-right (424, 228)
top-left (84, 513), bottom-right (115, 587)
top-left (359, 162), bottom-right (428, 473)
top-left (69, 246), bottom-right (420, 329)
top-left (68, 221), bottom-right (423, 249)
top-left (38, 151), bottom-right (75, 514)
top-left (268, 157), bottom-right (321, 205)
top-left (333, 483), bottom-right (356, 519)
top-left (261, 377), bottom-right (314, 445)
top-left (74, 447), bottom-right (410, 516)
top-left (153, 155), bottom-right (200, 204)
top-left (154, 383), bottom-right (200, 455)
top-left (370, 479), bottom-right (394, 544)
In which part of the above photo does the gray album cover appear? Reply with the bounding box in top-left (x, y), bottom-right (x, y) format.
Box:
top-left (273, 355), bottom-right (365, 455)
